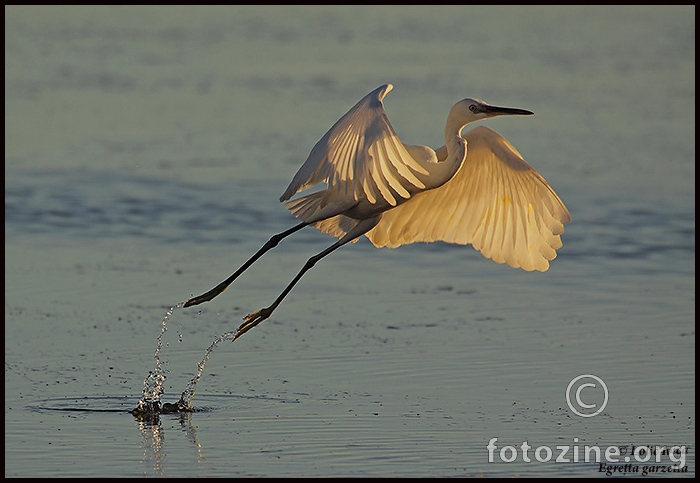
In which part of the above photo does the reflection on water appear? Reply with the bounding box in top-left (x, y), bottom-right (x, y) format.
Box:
top-left (137, 409), bottom-right (204, 476)
top-left (138, 417), bottom-right (166, 477)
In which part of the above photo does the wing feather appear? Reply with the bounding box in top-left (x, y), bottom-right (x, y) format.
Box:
top-left (366, 126), bottom-right (571, 272)
top-left (280, 84), bottom-right (429, 206)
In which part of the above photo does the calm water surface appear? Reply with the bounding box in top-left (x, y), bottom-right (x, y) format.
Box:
top-left (5, 6), bottom-right (694, 477)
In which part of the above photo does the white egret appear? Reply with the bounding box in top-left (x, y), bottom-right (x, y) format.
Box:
top-left (184, 84), bottom-right (571, 339)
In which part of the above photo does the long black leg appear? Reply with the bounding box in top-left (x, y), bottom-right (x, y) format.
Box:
top-left (233, 216), bottom-right (380, 339)
top-left (183, 221), bottom-right (308, 308)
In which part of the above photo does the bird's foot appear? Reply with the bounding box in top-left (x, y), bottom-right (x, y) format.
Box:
top-left (183, 282), bottom-right (230, 308)
top-left (235, 306), bottom-right (274, 338)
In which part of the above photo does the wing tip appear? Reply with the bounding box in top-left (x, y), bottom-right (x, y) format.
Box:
top-left (377, 83), bottom-right (393, 101)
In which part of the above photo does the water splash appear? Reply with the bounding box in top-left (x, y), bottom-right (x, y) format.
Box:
top-left (133, 303), bottom-right (252, 416)
top-left (177, 328), bottom-right (240, 410)
top-left (133, 302), bottom-right (182, 416)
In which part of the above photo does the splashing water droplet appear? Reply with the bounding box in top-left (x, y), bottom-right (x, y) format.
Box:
top-left (177, 327), bottom-right (240, 410)
top-left (134, 302), bottom-right (183, 415)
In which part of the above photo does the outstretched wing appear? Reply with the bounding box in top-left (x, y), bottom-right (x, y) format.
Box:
top-left (366, 126), bottom-right (571, 272)
top-left (280, 84), bottom-right (430, 207)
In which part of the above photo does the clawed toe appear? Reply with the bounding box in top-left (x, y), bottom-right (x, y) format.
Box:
top-left (236, 307), bottom-right (274, 338)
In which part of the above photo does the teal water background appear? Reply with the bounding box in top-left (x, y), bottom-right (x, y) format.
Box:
top-left (5, 6), bottom-right (694, 477)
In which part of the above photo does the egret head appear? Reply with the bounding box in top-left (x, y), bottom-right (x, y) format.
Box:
top-left (451, 98), bottom-right (533, 125)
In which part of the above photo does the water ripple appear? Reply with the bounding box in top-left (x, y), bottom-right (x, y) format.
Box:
top-left (5, 168), bottom-right (288, 245)
top-left (5, 169), bottom-right (695, 272)
top-left (561, 196), bottom-right (695, 269)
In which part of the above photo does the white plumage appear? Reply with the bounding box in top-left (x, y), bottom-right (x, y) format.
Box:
top-left (282, 84), bottom-right (570, 272)
top-left (184, 84), bottom-right (571, 335)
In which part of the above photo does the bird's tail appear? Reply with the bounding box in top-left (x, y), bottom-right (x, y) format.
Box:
top-left (284, 192), bottom-right (361, 242)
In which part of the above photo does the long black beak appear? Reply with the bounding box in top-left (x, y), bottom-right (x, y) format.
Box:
top-left (482, 104), bottom-right (534, 116)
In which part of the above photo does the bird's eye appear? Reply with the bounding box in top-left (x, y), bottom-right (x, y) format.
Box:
top-left (469, 104), bottom-right (479, 113)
